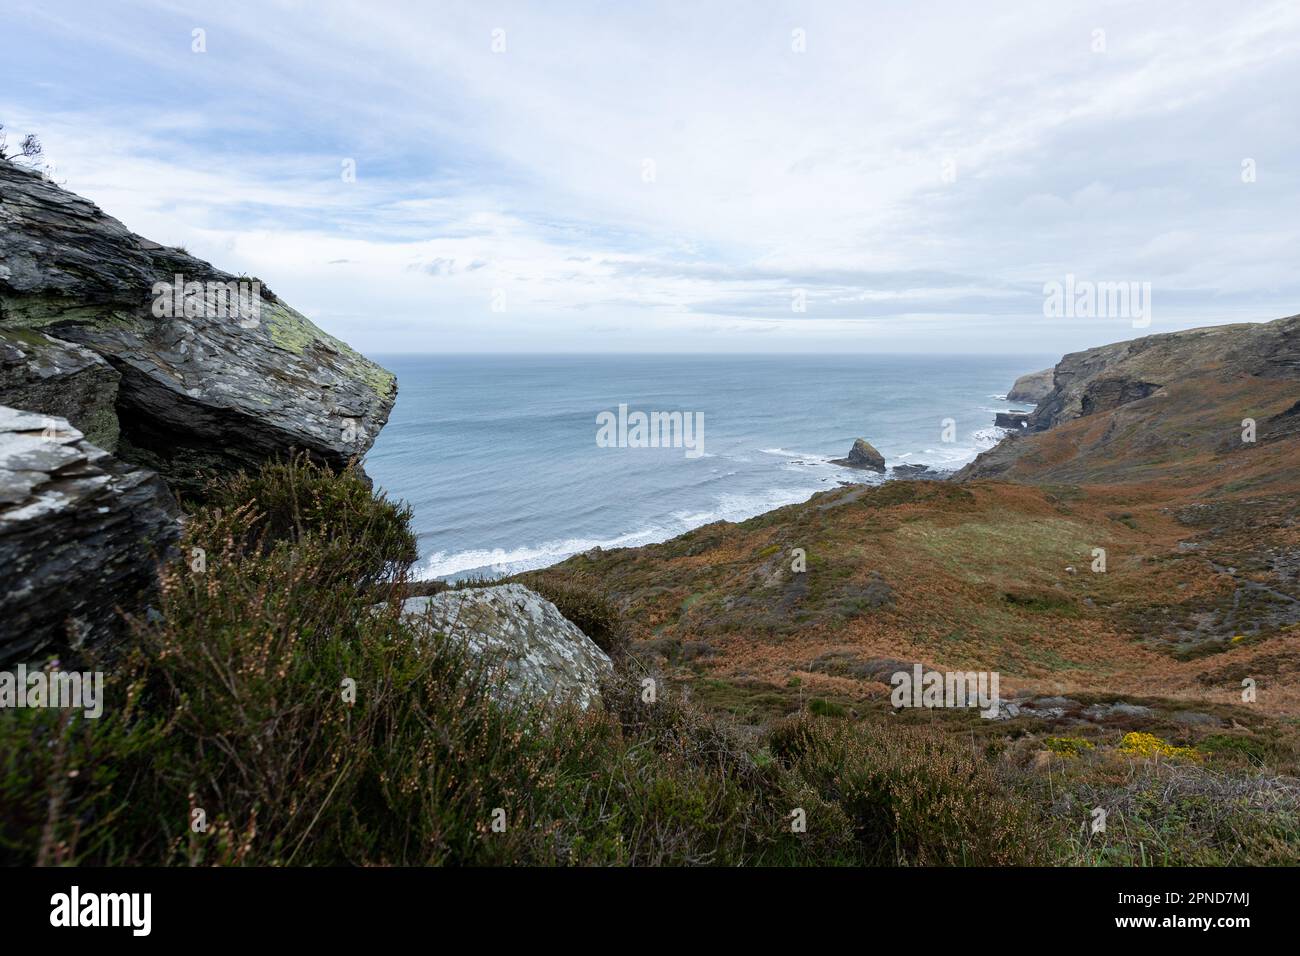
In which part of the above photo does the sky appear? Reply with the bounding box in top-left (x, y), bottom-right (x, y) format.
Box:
top-left (3, 0), bottom-right (1299, 356)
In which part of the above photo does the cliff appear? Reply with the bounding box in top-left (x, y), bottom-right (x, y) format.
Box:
top-left (957, 314), bottom-right (1300, 483)
top-left (1006, 367), bottom-right (1053, 403)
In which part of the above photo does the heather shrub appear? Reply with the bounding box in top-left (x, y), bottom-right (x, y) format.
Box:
top-left (201, 453), bottom-right (417, 589)
top-left (0, 460), bottom-right (853, 866)
top-left (768, 715), bottom-right (1048, 865)
top-left (518, 574), bottom-right (629, 657)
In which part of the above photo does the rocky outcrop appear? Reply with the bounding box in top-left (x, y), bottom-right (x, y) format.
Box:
top-left (831, 437), bottom-right (886, 471)
top-left (994, 411), bottom-right (1030, 429)
top-left (396, 584), bottom-right (614, 709)
top-left (0, 405), bottom-right (178, 665)
top-left (1006, 367), bottom-right (1053, 403)
top-left (0, 161), bottom-right (396, 496)
top-left (1, 329), bottom-right (120, 450)
top-left (890, 462), bottom-right (945, 479)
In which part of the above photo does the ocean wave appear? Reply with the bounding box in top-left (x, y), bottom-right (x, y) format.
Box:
top-left (418, 484), bottom-right (823, 580)
top-left (418, 525), bottom-right (668, 579)
top-left (759, 447), bottom-right (835, 462)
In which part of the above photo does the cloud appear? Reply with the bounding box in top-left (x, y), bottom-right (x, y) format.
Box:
top-left (2, 0), bottom-right (1299, 353)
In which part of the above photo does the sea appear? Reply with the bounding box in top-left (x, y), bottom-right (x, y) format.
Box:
top-left (364, 354), bottom-right (1053, 581)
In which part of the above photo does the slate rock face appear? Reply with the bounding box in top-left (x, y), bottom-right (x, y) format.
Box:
top-left (0, 405), bottom-right (179, 665)
top-left (397, 584), bottom-right (614, 710)
top-left (0, 329), bottom-right (120, 450)
top-left (0, 161), bottom-right (396, 496)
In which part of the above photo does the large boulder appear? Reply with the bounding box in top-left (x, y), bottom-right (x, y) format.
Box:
top-left (396, 583), bottom-right (614, 709)
top-left (1006, 367), bottom-right (1053, 403)
top-left (0, 405), bottom-right (179, 665)
top-left (831, 437), bottom-right (886, 472)
top-left (0, 161), bottom-right (396, 496)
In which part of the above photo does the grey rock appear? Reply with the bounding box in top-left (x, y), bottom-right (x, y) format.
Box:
top-left (396, 584), bottom-right (614, 710)
top-left (989, 700), bottom-right (1022, 720)
top-left (890, 462), bottom-right (946, 479)
top-left (1170, 710), bottom-right (1227, 727)
top-left (1082, 701), bottom-right (1156, 721)
top-left (1029, 696), bottom-right (1082, 710)
top-left (1007, 367), bottom-right (1054, 403)
top-left (831, 437), bottom-right (886, 472)
top-left (0, 329), bottom-right (120, 450)
top-left (0, 405), bottom-right (179, 665)
top-left (0, 161), bottom-right (396, 496)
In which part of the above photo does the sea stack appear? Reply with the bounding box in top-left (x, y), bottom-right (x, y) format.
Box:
top-left (831, 437), bottom-right (886, 472)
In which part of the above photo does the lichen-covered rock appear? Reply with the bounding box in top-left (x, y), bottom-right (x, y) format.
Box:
top-left (831, 437), bottom-right (886, 471)
top-left (0, 329), bottom-right (120, 450)
top-left (0, 405), bottom-right (179, 665)
top-left (397, 583), bottom-right (614, 709)
top-left (0, 161), bottom-right (396, 496)
top-left (1006, 367), bottom-right (1053, 403)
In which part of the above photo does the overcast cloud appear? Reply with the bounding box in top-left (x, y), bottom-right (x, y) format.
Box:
top-left (4, 0), bottom-right (1299, 354)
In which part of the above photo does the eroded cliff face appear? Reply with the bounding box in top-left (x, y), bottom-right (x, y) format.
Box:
top-left (0, 161), bottom-right (396, 496)
top-left (1006, 367), bottom-right (1053, 403)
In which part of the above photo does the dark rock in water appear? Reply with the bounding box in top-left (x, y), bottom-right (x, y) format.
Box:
top-left (994, 411), bottom-right (1030, 429)
top-left (831, 437), bottom-right (886, 471)
top-left (890, 462), bottom-right (945, 479)
top-left (0, 161), bottom-right (396, 496)
top-left (1007, 367), bottom-right (1053, 403)
top-left (0, 405), bottom-right (178, 665)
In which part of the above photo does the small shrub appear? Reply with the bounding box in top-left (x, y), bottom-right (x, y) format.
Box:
top-left (1118, 732), bottom-right (1201, 762)
top-left (1045, 736), bottom-right (1095, 758)
top-left (520, 575), bottom-right (629, 658)
top-left (768, 715), bottom-right (1048, 865)
top-left (807, 698), bottom-right (847, 718)
top-left (200, 453), bottom-right (417, 589)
